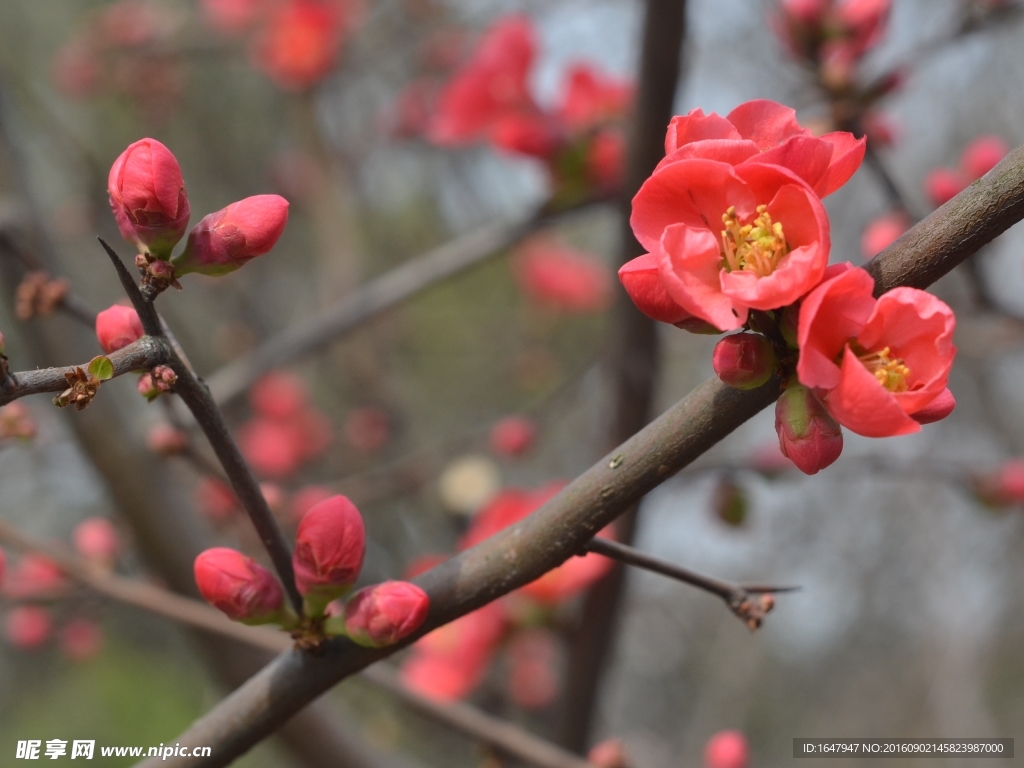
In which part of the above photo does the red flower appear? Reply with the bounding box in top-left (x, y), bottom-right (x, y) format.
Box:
top-left (194, 547), bottom-right (285, 624)
top-left (5, 606), bottom-right (52, 650)
top-left (631, 159), bottom-right (830, 330)
top-left (174, 195), bottom-right (289, 277)
top-left (796, 265), bottom-right (956, 437)
top-left (429, 16), bottom-right (538, 145)
top-left (704, 730), bottom-right (749, 768)
top-left (252, 0), bottom-right (349, 90)
top-left (292, 495), bottom-right (365, 608)
top-left (73, 518), bottom-right (121, 566)
top-left (108, 138), bottom-right (190, 258)
top-left (860, 212), bottom-right (909, 258)
top-left (95, 304), bottom-right (144, 354)
top-left (557, 64), bottom-right (632, 132)
top-left (659, 100), bottom-right (865, 198)
top-left (618, 252), bottom-right (694, 325)
top-left (343, 581), bottom-right (430, 647)
top-left (460, 484), bottom-right (613, 605)
top-left (513, 238), bottom-right (613, 313)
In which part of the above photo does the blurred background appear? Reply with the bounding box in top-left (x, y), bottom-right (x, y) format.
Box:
top-left (0, 0), bottom-right (1023, 766)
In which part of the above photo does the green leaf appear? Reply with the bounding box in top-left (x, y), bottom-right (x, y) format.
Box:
top-left (88, 355), bottom-right (114, 382)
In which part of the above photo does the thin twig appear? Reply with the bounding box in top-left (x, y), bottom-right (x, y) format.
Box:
top-left (0, 517), bottom-right (592, 768)
top-left (98, 239), bottom-right (304, 616)
top-left (131, 142), bottom-right (1024, 768)
top-left (204, 200), bottom-right (608, 407)
top-left (584, 537), bottom-right (797, 628)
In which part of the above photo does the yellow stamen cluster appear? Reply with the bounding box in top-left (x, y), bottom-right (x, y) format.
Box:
top-left (857, 346), bottom-right (910, 392)
top-left (720, 204), bottom-right (789, 277)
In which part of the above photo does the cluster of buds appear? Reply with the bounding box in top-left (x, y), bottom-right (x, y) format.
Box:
top-left (407, 16), bottom-right (633, 205)
top-left (136, 365), bottom-right (177, 401)
top-left (618, 100), bottom-right (957, 476)
top-left (194, 495), bottom-right (429, 647)
top-left (107, 138), bottom-right (289, 298)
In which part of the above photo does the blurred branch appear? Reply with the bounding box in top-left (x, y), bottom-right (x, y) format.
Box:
top-left (132, 140), bottom-right (1024, 768)
top-left (560, 0), bottom-right (687, 751)
top-left (99, 239), bottom-right (304, 616)
top-left (0, 335), bottom-right (168, 406)
top-left (584, 538), bottom-right (797, 630)
top-left (0, 516), bottom-right (591, 768)
top-left (204, 199), bottom-right (609, 408)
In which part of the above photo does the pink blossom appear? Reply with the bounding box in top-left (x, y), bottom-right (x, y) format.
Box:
top-left (5, 606), bottom-right (52, 650)
top-left (108, 138), bottom-right (190, 258)
top-left (343, 580), bottom-right (430, 647)
top-left (174, 195), bottom-right (289, 277)
top-left (250, 371), bottom-right (308, 420)
top-left (238, 417), bottom-right (306, 479)
top-left (631, 159), bottom-right (830, 330)
top-left (796, 265), bottom-right (956, 437)
top-left (73, 517), bottom-right (121, 566)
top-left (704, 730), bottom-right (749, 768)
top-left (4, 554), bottom-right (65, 600)
top-left (95, 304), bottom-right (144, 354)
top-left (251, 0), bottom-right (350, 90)
top-left (557, 64), bottom-right (632, 132)
top-left (514, 239), bottom-right (613, 313)
top-left (194, 547), bottom-right (285, 623)
top-left (292, 495), bottom-right (365, 607)
top-left (618, 252), bottom-right (694, 325)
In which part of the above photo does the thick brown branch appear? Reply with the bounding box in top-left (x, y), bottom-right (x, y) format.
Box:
top-left (133, 142), bottom-right (1024, 768)
top-left (204, 201), bottom-right (605, 407)
top-left (0, 336), bottom-right (168, 406)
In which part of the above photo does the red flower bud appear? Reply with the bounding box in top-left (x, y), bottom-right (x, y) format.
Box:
top-left (174, 195), bottom-right (289, 277)
top-left (108, 138), bottom-right (190, 258)
top-left (775, 383), bottom-right (843, 475)
top-left (712, 333), bottom-right (776, 390)
top-left (704, 730), bottom-right (749, 768)
top-left (194, 547), bottom-right (285, 624)
top-left (489, 415), bottom-right (537, 457)
top-left (73, 517), bottom-right (120, 566)
top-left (95, 304), bottom-right (144, 354)
top-left (343, 580), bottom-right (430, 647)
top-left (292, 495), bottom-right (365, 610)
top-left (5, 606), bottom-right (52, 650)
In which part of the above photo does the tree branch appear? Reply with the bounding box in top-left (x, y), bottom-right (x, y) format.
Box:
top-left (204, 200), bottom-right (607, 407)
top-left (132, 139), bottom-right (1024, 768)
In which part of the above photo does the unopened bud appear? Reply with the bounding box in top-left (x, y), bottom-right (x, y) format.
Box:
top-left (95, 304), bottom-right (143, 354)
top-left (775, 383), bottom-right (843, 475)
top-left (343, 580), bottom-right (430, 647)
top-left (292, 495), bottom-right (366, 615)
top-left (194, 547), bottom-right (285, 624)
top-left (5, 606), bottom-right (52, 650)
top-left (704, 730), bottom-right (749, 768)
top-left (712, 333), bottom-right (776, 389)
top-left (173, 195), bottom-right (289, 277)
top-left (73, 517), bottom-right (120, 566)
top-left (489, 415), bottom-right (537, 457)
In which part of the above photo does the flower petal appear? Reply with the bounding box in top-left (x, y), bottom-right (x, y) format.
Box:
top-left (726, 100), bottom-right (809, 150)
top-left (658, 223), bottom-right (745, 330)
top-left (825, 345), bottom-right (921, 437)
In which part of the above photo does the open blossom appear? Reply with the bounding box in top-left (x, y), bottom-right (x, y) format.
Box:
top-left (173, 195), bottom-right (289, 277)
top-left (252, 0), bottom-right (350, 90)
top-left (343, 581), bottom-right (430, 648)
top-left (630, 159), bottom-right (831, 330)
top-left (95, 304), bottom-right (143, 354)
top-left (292, 495), bottom-right (365, 609)
top-left (194, 548), bottom-right (285, 624)
top-left (796, 265), bottom-right (956, 437)
top-left (429, 16), bottom-right (537, 145)
top-left (108, 138), bottom-right (190, 258)
top-left (658, 100), bottom-right (865, 198)
top-left (513, 239), bottom-right (613, 313)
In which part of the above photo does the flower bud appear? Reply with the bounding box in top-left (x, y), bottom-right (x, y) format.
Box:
top-left (173, 195), bottom-right (289, 277)
top-left (5, 606), bottom-right (52, 650)
top-left (712, 333), bottom-right (776, 390)
top-left (704, 730), bottom-right (749, 768)
top-left (4, 554), bottom-right (65, 599)
top-left (108, 138), bottom-right (190, 258)
top-left (95, 304), bottom-right (144, 354)
top-left (292, 495), bottom-right (365, 613)
top-left (343, 580), bottom-right (430, 647)
top-left (194, 547), bottom-right (285, 624)
top-left (73, 517), bottom-right (120, 566)
top-left (137, 365), bottom-right (176, 400)
top-left (775, 384), bottom-right (843, 475)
